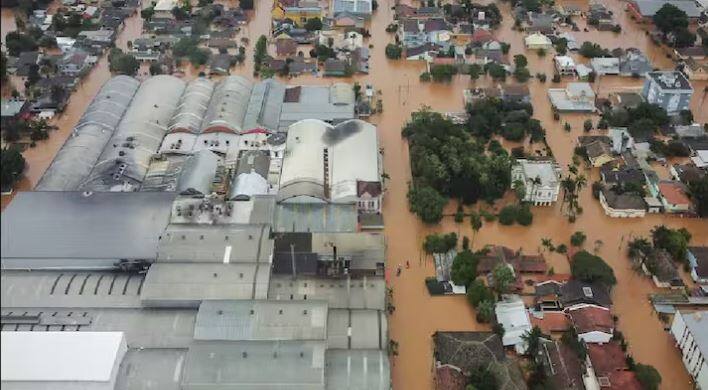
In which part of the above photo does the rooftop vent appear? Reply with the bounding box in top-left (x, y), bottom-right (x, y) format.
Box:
top-left (582, 286), bottom-right (593, 298)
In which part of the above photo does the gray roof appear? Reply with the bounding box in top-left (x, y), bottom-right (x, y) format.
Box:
top-left (243, 78), bottom-right (285, 131)
top-left (201, 76), bottom-right (254, 133)
top-left (0, 99), bottom-right (27, 117)
top-left (326, 309), bottom-right (387, 349)
top-left (82, 75), bottom-right (187, 191)
top-left (268, 275), bottom-right (386, 310)
top-left (157, 224), bottom-right (273, 264)
top-left (632, 0), bottom-right (701, 17)
top-left (176, 149), bottom-right (219, 195)
top-left (230, 171), bottom-right (270, 200)
top-left (168, 78), bottom-right (215, 134)
top-left (619, 48), bottom-right (653, 76)
top-left (601, 187), bottom-right (647, 210)
top-left (274, 203), bottom-right (358, 233)
top-left (169, 196), bottom-right (276, 225)
top-left (646, 71), bottom-right (692, 91)
top-left (140, 263), bottom-right (271, 307)
top-left (0, 191), bottom-right (176, 269)
top-left (36, 76), bottom-right (140, 191)
top-left (279, 85), bottom-right (355, 131)
top-left (325, 350), bottom-right (390, 390)
top-left (181, 340), bottom-right (326, 389)
top-left (115, 349), bottom-right (186, 390)
top-left (194, 300), bottom-right (328, 341)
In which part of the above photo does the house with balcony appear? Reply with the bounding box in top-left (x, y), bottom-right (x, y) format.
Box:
top-left (511, 158), bottom-right (561, 206)
top-left (670, 311), bottom-right (708, 389)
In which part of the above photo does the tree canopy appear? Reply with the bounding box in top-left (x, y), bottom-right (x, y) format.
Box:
top-left (451, 249), bottom-right (479, 287)
top-left (690, 176), bottom-right (708, 217)
top-left (423, 232), bottom-right (458, 254)
top-left (467, 279), bottom-right (495, 307)
top-left (304, 17), bottom-right (323, 31)
top-left (108, 48), bottom-right (139, 76)
top-left (403, 109), bottom-right (513, 207)
top-left (651, 225), bottom-right (691, 261)
top-left (635, 364), bottom-right (662, 390)
top-left (385, 44), bottom-right (402, 59)
top-left (492, 264), bottom-right (515, 295)
top-left (571, 250), bottom-right (617, 286)
top-left (407, 184), bottom-right (447, 223)
top-left (653, 4), bottom-right (688, 35)
top-left (1, 146), bottom-right (26, 192)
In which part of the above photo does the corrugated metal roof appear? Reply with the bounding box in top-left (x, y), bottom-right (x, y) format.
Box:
top-left (36, 76), bottom-right (140, 191)
top-left (243, 78), bottom-right (285, 131)
top-left (268, 276), bottom-right (386, 310)
top-left (201, 76), bottom-right (254, 134)
top-left (181, 340), bottom-right (326, 389)
top-left (82, 75), bottom-right (186, 191)
top-left (194, 300), bottom-right (328, 341)
top-left (168, 78), bottom-right (215, 135)
top-left (325, 350), bottom-right (390, 390)
top-left (176, 149), bottom-right (219, 195)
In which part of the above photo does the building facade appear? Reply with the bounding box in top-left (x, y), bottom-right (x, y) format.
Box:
top-left (670, 311), bottom-right (708, 389)
top-left (511, 159), bottom-right (561, 205)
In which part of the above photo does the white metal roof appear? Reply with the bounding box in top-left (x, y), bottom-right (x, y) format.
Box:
top-left (1, 331), bottom-right (126, 382)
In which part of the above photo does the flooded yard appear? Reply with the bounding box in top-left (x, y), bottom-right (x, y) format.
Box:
top-left (1, 0), bottom-right (706, 388)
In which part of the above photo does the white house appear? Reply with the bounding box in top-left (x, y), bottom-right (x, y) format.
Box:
top-left (554, 55), bottom-right (576, 76)
top-left (495, 295), bottom-right (532, 354)
top-left (670, 311), bottom-right (708, 389)
top-left (524, 32), bottom-right (552, 50)
top-left (511, 159), bottom-right (561, 206)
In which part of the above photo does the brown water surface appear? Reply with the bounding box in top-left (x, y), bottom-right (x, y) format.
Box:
top-left (1, 1), bottom-right (707, 389)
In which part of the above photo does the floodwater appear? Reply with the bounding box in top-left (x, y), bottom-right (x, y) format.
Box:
top-left (1, 0), bottom-right (706, 388)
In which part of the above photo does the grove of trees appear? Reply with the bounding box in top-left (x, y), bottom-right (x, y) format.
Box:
top-left (571, 250), bottom-right (617, 286)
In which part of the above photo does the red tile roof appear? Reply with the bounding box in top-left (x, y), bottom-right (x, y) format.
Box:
top-left (569, 306), bottom-right (614, 334)
top-left (587, 343), bottom-right (626, 376)
top-left (607, 370), bottom-right (642, 390)
top-left (471, 28), bottom-right (493, 43)
top-left (531, 312), bottom-right (570, 333)
top-left (435, 364), bottom-right (467, 390)
top-left (659, 181), bottom-right (691, 206)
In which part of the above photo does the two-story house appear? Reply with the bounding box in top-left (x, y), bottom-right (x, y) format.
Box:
top-left (511, 158), bottom-right (561, 206)
top-left (641, 71), bottom-right (693, 115)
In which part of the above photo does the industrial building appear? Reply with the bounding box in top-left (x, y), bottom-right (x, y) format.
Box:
top-left (2, 73), bottom-right (387, 389)
top-left (36, 76), bottom-right (357, 194)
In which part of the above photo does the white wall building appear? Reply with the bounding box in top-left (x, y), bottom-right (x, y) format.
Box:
top-left (671, 311), bottom-right (708, 389)
top-left (1, 331), bottom-right (128, 390)
top-left (495, 295), bottom-right (532, 354)
top-left (511, 159), bottom-right (561, 206)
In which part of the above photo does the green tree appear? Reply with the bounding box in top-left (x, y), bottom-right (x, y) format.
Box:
top-left (690, 176), bottom-right (708, 217)
top-left (555, 38), bottom-right (568, 55)
top-left (468, 63), bottom-right (483, 81)
top-left (451, 250), bottom-right (479, 287)
top-left (407, 185), bottom-right (447, 223)
top-left (384, 43), bottom-right (402, 59)
top-left (1, 51), bottom-right (7, 82)
top-left (522, 326), bottom-right (546, 356)
top-left (0, 146), bottom-right (26, 191)
top-left (579, 41), bottom-right (610, 58)
top-left (651, 225), bottom-right (691, 261)
top-left (253, 35), bottom-right (268, 72)
top-left (513, 54), bottom-right (528, 68)
top-left (492, 264), bottom-right (515, 295)
top-left (470, 212), bottom-right (483, 248)
top-left (141, 5), bottom-right (155, 20)
top-left (476, 299), bottom-right (495, 323)
top-left (571, 250), bottom-right (617, 286)
top-left (653, 4), bottom-right (689, 35)
top-left (108, 49), bottom-right (139, 76)
top-left (486, 62), bottom-right (506, 80)
top-left (430, 64), bottom-right (457, 82)
top-left (635, 364), bottom-right (662, 390)
top-left (515, 204), bottom-right (533, 226)
top-left (498, 205), bottom-right (518, 225)
top-left (570, 231), bottom-right (587, 247)
top-left (304, 17), bottom-right (323, 31)
top-left (467, 279), bottom-right (495, 307)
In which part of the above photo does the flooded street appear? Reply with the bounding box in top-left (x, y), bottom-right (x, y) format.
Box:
top-left (0, 0), bottom-right (706, 387)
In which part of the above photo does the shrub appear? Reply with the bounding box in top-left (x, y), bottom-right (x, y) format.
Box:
top-left (419, 72), bottom-right (431, 82)
top-left (467, 279), bottom-right (495, 307)
top-left (583, 119), bottom-right (593, 132)
top-left (498, 205), bottom-right (518, 225)
top-left (515, 204), bottom-right (533, 225)
top-left (385, 43), bottom-right (402, 59)
top-left (571, 250), bottom-right (617, 286)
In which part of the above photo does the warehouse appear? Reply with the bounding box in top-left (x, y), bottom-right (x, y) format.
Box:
top-left (35, 76), bottom-right (140, 191)
top-left (82, 75), bottom-right (186, 191)
top-left (278, 119), bottom-right (381, 204)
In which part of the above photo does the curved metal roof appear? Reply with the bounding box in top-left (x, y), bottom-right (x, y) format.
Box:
top-left (168, 78), bottom-right (215, 134)
top-left (201, 76), bottom-right (253, 134)
top-left (35, 76), bottom-right (140, 191)
top-left (82, 75), bottom-right (186, 191)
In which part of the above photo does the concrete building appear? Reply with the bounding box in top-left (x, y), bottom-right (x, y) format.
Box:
top-left (511, 159), bottom-right (561, 205)
top-left (642, 71), bottom-right (693, 115)
top-left (671, 311), bottom-right (708, 389)
top-left (1, 332), bottom-right (128, 390)
top-left (332, 0), bottom-right (373, 18)
top-left (548, 82), bottom-right (596, 112)
top-left (599, 187), bottom-right (647, 218)
top-left (524, 32), bottom-right (552, 50)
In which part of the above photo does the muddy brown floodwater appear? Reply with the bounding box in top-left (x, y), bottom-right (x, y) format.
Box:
top-left (1, 0), bottom-right (707, 388)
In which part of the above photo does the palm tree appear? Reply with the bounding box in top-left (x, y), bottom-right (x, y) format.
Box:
top-left (521, 326), bottom-right (546, 357)
top-left (530, 176), bottom-right (542, 204)
top-left (470, 212), bottom-right (483, 249)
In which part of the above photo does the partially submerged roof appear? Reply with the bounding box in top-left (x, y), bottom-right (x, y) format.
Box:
top-left (269, 275), bottom-right (386, 310)
top-left (1, 191), bottom-right (176, 269)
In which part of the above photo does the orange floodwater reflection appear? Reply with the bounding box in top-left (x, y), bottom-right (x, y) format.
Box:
top-left (1, 0), bottom-right (707, 389)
